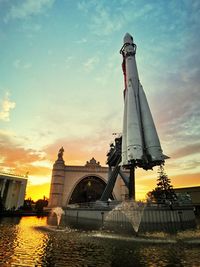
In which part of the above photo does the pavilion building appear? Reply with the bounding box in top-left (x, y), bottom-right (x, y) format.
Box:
top-left (0, 172), bottom-right (27, 210)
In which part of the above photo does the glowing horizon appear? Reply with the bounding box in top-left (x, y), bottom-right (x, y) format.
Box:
top-left (0, 0), bottom-right (200, 201)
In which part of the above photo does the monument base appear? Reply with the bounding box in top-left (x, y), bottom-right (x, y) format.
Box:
top-left (59, 202), bottom-right (196, 233)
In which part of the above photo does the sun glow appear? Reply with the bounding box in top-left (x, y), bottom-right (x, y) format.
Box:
top-left (26, 183), bottom-right (50, 201)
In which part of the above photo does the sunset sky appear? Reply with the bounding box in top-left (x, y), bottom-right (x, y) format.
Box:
top-left (0, 0), bottom-right (200, 201)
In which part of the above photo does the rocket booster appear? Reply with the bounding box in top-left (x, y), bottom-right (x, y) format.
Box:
top-left (120, 33), bottom-right (168, 170)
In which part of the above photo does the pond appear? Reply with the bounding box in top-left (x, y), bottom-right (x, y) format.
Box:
top-left (0, 216), bottom-right (199, 266)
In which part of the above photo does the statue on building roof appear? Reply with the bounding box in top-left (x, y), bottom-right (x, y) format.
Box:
top-left (58, 147), bottom-right (64, 160)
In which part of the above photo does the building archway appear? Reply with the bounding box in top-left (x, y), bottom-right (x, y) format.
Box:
top-left (68, 175), bottom-right (114, 204)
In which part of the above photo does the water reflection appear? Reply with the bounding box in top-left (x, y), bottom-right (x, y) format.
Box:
top-left (12, 217), bottom-right (49, 266)
top-left (0, 216), bottom-right (200, 266)
top-left (0, 216), bottom-right (48, 266)
top-left (0, 217), bottom-right (21, 266)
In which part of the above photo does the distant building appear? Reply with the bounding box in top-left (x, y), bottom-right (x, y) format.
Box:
top-left (48, 150), bottom-right (128, 208)
top-left (174, 186), bottom-right (200, 213)
top-left (0, 172), bottom-right (27, 210)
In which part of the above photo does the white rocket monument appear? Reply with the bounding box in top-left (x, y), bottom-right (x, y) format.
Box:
top-left (121, 33), bottom-right (168, 170)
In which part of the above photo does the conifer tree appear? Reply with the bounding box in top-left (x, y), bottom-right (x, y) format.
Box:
top-left (147, 165), bottom-right (177, 203)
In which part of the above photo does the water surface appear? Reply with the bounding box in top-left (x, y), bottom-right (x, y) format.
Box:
top-left (0, 216), bottom-right (199, 266)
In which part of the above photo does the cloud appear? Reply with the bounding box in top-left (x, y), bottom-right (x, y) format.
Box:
top-left (83, 56), bottom-right (99, 72)
top-left (90, 6), bottom-right (123, 36)
top-left (44, 136), bottom-right (108, 166)
top-left (145, 33), bottom-right (200, 155)
top-left (13, 59), bottom-right (32, 69)
top-left (43, 110), bottom-right (122, 165)
top-left (132, 3), bottom-right (153, 20)
top-left (0, 92), bottom-right (16, 122)
top-left (4, 0), bottom-right (55, 22)
top-left (77, 1), bottom-right (90, 13)
top-left (21, 23), bottom-right (42, 32)
top-left (95, 52), bottom-right (121, 86)
top-left (64, 56), bottom-right (73, 69)
top-left (77, 0), bottom-right (126, 36)
top-left (77, 1), bottom-right (157, 37)
top-left (43, 107), bottom-right (124, 167)
top-left (74, 38), bottom-right (87, 44)
top-left (171, 143), bottom-right (200, 159)
top-left (31, 159), bottom-right (52, 169)
top-left (0, 130), bottom-right (51, 178)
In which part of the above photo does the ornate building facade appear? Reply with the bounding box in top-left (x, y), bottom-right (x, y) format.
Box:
top-left (48, 148), bottom-right (128, 208)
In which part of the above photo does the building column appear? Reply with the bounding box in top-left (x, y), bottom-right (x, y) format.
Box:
top-left (0, 179), bottom-right (7, 198)
top-left (5, 180), bottom-right (15, 210)
top-left (17, 181), bottom-right (26, 209)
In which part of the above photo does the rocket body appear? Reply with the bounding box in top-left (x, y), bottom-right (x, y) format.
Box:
top-left (121, 33), bottom-right (167, 170)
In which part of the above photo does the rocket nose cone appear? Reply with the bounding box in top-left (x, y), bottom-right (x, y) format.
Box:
top-left (124, 33), bottom-right (134, 44)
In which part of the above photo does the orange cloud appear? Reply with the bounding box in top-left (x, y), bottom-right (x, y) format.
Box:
top-left (0, 131), bottom-right (43, 168)
top-left (44, 136), bottom-right (108, 166)
top-left (1, 129), bottom-right (200, 202)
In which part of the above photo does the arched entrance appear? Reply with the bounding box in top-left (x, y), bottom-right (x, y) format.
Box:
top-left (69, 176), bottom-right (114, 204)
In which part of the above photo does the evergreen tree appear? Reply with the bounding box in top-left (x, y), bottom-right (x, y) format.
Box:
top-left (147, 165), bottom-right (177, 203)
